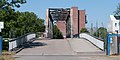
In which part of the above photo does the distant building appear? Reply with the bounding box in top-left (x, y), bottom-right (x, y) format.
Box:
top-left (107, 15), bottom-right (120, 33)
top-left (107, 15), bottom-right (120, 55)
top-left (45, 7), bottom-right (87, 38)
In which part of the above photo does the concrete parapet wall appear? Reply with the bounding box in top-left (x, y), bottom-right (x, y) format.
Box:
top-left (79, 33), bottom-right (104, 50)
top-left (9, 33), bottom-right (36, 51)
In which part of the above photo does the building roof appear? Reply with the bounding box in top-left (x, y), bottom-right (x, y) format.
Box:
top-left (114, 16), bottom-right (120, 20)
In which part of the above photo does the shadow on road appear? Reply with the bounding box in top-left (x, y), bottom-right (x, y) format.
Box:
top-left (23, 42), bottom-right (47, 48)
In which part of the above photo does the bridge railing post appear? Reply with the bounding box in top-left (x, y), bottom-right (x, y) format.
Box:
top-left (0, 22), bottom-right (4, 55)
top-left (106, 33), bottom-right (120, 56)
top-left (0, 32), bottom-right (2, 55)
top-left (106, 35), bottom-right (110, 56)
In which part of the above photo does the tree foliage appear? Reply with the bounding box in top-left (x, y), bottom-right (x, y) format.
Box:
top-left (114, 3), bottom-right (120, 16)
top-left (80, 28), bottom-right (89, 33)
top-left (93, 27), bottom-right (107, 40)
top-left (0, 10), bottom-right (45, 38)
top-left (0, 0), bottom-right (26, 10)
top-left (53, 25), bottom-right (63, 39)
top-left (0, 0), bottom-right (45, 38)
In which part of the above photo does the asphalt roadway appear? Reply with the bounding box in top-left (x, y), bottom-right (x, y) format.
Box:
top-left (15, 38), bottom-right (120, 60)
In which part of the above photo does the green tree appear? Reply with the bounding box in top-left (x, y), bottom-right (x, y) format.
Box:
top-left (80, 28), bottom-right (89, 33)
top-left (0, 0), bottom-right (26, 38)
top-left (114, 3), bottom-right (120, 16)
top-left (0, 0), bottom-right (26, 10)
top-left (0, 0), bottom-right (45, 50)
top-left (53, 25), bottom-right (63, 39)
top-left (93, 27), bottom-right (108, 49)
top-left (94, 27), bottom-right (107, 40)
top-left (0, 9), bottom-right (16, 38)
top-left (0, 10), bottom-right (45, 38)
top-left (14, 11), bottom-right (45, 37)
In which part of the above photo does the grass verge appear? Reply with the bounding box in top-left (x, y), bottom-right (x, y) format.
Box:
top-left (0, 52), bottom-right (15, 60)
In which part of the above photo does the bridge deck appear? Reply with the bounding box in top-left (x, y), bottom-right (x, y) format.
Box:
top-left (68, 38), bottom-right (104, 55)
top-left (15, 38), bottom-right (108, 60)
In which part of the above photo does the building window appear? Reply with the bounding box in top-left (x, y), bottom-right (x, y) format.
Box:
top-left (115, 23), bottom-right (117, 27)
top-left (115, 30), bottom-right (118, 33)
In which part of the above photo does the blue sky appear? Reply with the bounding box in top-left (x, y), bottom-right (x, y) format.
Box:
top-left (15, 0), bottom-right (120, 28)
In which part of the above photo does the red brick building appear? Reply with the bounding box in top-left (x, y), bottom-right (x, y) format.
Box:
top-left (46, 7), bottom-right (87, 38)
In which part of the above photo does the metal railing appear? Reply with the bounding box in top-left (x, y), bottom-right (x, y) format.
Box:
top-left (9, 32), bottom-right (36, 51)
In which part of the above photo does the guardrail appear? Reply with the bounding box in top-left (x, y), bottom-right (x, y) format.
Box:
top-left (9, 33), bottom-right (36, 51)
top-left (79, 33), bottom-right (104, 50)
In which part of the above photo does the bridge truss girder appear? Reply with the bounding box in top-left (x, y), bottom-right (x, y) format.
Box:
top-left (46, 8), bottom-right (71, 38)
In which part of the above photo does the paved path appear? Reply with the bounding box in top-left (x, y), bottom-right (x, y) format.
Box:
top-left (15, 38), bottom-right (120, 60)
top-left (68, 38), bottom-right (104, 55)
top-left (16, 39), bottom-right (75, 55)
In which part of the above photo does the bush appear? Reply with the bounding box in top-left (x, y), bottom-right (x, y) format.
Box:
top-left (80, 28), bottom-right (89, 33)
